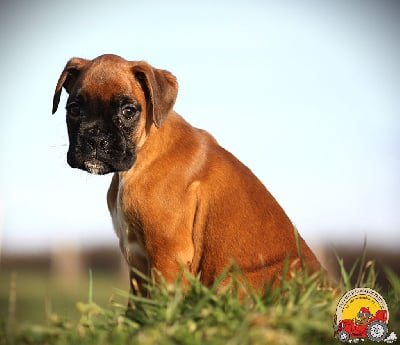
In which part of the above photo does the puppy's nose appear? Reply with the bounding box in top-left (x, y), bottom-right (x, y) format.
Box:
top-left (86, 128), bottom-right (109, 150)
top-left (86, 136), bottom-right (109, 150)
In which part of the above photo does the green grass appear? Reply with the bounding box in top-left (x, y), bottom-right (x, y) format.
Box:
top-left (1, 260), bottom-right (399, 345)
top-left (0, 269), bottom-right (125, 324)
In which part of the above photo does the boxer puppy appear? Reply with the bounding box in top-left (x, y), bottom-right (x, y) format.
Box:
top-left (52, 54), bottom-right (320, 295)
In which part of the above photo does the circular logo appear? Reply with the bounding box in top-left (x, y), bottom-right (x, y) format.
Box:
top-left (333, 288), bottom-right (395, 343)
top-left (335, 288), bottom-right (389, 324)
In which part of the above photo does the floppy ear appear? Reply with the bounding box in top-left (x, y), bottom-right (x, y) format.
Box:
top-left (52, 57), bottom-right (88, 114)
top-left (132, 61), bottom-right (178, 128)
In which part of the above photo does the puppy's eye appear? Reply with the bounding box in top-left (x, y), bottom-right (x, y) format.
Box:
top-left (67, 103), bottom-right (81, 117)
top-left (122, 106), bottom-right (138, 120)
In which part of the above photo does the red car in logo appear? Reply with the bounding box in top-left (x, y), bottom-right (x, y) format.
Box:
top-left (334, 309), bottom-right (388, 342)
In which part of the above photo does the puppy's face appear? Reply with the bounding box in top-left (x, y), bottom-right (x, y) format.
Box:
top-left (52, 54), bottom-right (178, 175)
top-left (65, 59), bottom-right (141, 175)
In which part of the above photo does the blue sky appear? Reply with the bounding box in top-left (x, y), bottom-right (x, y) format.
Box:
top-left (0, 0), bottom-right (399, 254)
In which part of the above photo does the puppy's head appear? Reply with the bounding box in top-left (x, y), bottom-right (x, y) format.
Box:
top-left (52, 54), bottom-right (178, 175)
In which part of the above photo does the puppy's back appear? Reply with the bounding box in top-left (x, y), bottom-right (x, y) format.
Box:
top-left (183, 116), bottom-right (319, 288)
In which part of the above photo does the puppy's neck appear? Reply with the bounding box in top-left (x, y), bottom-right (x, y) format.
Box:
top-left (120, 111), bottom-right (189, 178)
top-left (141, 111), bottom-right (191, 154)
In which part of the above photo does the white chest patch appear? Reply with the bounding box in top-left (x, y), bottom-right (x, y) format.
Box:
top-left (111, 173), bottom-right (147, 266)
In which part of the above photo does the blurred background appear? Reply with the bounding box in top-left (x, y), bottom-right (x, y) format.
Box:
top-left (0, 0), bottom-right (399, 323)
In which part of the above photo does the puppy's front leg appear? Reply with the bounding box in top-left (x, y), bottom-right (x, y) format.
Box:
top-left (146, 181), bottom-right (204, 285)
top-left (124, 242), bottom-right (150, 299)
top-left (147, 235), bottom-right (195, 284)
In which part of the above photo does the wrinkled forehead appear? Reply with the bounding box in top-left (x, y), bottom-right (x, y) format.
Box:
top-left (74, 60), bottom-right (141, 101)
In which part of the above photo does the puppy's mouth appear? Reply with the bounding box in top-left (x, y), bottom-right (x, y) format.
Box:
top-left (83, 159), bottom-right (111, 175)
